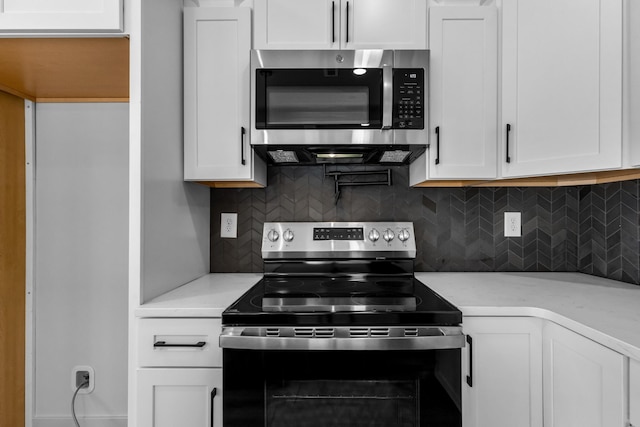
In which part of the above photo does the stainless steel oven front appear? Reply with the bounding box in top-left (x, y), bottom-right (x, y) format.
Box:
top-left (220, 222), bottom-right (464, 427)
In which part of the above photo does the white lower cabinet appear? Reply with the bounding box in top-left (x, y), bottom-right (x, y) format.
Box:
top-left (631, 358), bottom-right (640, 427)
top-left (462, 316), bottom-right (543, 427)
top-left (137, 368), bottom-right (222, 427)
top-left (542, 321), bottom-right (625, 427)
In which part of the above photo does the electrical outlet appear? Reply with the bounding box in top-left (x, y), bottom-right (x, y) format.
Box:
top-left (504, 212), bottom-right (522, 237)
top-left (220, 213), bottom-right (238, 238)
top-left (71, 365), bottom-right (95, 394)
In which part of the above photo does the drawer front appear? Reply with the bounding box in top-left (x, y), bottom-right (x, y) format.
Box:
top-left (138, 318), bottom-right (222, 367)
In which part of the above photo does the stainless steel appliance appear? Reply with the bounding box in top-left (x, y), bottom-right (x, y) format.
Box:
top-left (251, 50), bottom-right (429, 165)
top-left (221, 222), bottom-right (464, 427)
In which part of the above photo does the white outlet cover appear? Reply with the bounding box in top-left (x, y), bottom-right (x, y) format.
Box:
top-left (221, 213), bottom-right (238, 238)
top-left (71, 365), bottom-right (95, 394)
top-left (504, 212), bottom-right (522, 237)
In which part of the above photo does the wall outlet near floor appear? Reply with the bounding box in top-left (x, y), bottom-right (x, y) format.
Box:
top-left (504, 212), bottom-right (522, 237)
top-left (71, 365), bottom-right (95, 394)
top-left (220, 213), bottom-right (238, 238)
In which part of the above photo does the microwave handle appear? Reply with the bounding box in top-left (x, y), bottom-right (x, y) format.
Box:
top-left (382, 64), bottom-right (393, 129)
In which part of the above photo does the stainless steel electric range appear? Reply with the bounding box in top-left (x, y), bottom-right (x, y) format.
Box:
top-left (221, 222), bottom-right (464, 427)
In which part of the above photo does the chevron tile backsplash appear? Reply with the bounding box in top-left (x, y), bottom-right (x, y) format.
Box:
top-left (210, 165), bottom-right (640, 286)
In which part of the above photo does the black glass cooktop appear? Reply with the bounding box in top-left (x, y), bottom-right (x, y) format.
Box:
top-left (222, 276), bottom-right (462, 327)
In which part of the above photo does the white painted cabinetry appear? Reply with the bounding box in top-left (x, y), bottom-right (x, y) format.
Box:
top-left (410, 5), bottom-right (497, 185)
top-left (500, 0), bottom-right (623, 178)
top-left (254, 0), bottom-right (427, 49)
top-left (136, 318), bottom-right (223, 427)
top-left (542, 321), bottom-right (625, 427)
top-left (183, 7), bottom-right (266, 186)
top-left (0, 0), bottom-right (123, 32)
top-left (138, 368), bottom-right (222, 427)
top-left (631, 358), bottom-right (640, 427)
top-left (462, 317), bottom-right (543, 427)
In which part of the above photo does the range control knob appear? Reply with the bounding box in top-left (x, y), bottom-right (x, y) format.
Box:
top-left (368, 228), bottom-right (380, 242)
top-left (283, 229), bottom-right (295, 242)
top-left (382, 229), bottom-right (395, 243)
top-left (398, 228), bottom-right (411, 242)
top-left (267, 229), bottom-right (279, 242)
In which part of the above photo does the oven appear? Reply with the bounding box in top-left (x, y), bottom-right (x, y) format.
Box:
top-left (220, 222), bottom-right (464, 427)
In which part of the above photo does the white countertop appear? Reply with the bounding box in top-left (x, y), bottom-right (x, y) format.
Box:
top-left (136, 271), bottom-right (640, 360)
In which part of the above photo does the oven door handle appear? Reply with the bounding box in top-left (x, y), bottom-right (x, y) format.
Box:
top-left (219, 327), bottom-right (465, 351)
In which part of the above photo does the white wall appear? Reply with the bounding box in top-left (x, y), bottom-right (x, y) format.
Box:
top-left (33, 103), bottom-right (129, 427)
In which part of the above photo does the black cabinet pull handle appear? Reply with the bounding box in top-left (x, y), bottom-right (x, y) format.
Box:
top-left (153, 341), bottom-right (206, 348)
top-left (331, 2), bottom-right (335, 43)
top-left (435, 126), bottom-right (440, 165)
top-left (210, 387), bottom-right (217, 427)
top-left (241, 127), bottom-right (246, 166)
top-left (506, 123), bottom-right (512, 163)
top-left (346, 2), bottom-right (350, 43)
top-left (466, 335), bottom-right (473, 387)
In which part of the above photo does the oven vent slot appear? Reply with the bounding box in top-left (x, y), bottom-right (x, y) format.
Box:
top-left (266, 328), bottom-right (280, 337)
top-left (349, 328), bottom-right (390, 337)
top-left (294, 327), bottom-right (335, 338)
top-left (404, 328), bottom-right (419, 337)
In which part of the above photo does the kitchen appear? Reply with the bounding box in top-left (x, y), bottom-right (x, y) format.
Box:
top-left (1, 0), bottom-right (640, 426)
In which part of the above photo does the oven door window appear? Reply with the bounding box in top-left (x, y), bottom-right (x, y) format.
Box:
top-left (224, 349), bottom-right (461, 427)
top-left (255, 69), bottom-right (383, 129)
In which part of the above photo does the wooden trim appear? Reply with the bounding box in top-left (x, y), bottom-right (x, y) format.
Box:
top-left (0, 90), bottom-right (26, 427)
top-left (412, 169), bottom-right (640, 188)
top-left (195, 181), bottom-right (266, 189)
top-left (0, 38), bottom-right (129, 101)
top-left (35, 97), bottom-right (130, 103)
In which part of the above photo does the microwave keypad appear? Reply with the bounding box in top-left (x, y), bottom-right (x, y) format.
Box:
top-left (393, 69), bottom-right (424, 129)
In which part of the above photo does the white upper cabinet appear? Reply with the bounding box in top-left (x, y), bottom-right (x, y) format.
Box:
top-left (462, 317), bottom-right (543, 427)
top-left (184, 7), bottom-right (266, 185)
top-left (254, 0), bottom-right (427, 50)
top-left (410, 5), bottom-right (497, 184)
top-left (501, 0), bottom-right (623, 178)
top-left (0, 0), bottom-right (123, 32)
top-left (542, 321), bottom-right (625, 427)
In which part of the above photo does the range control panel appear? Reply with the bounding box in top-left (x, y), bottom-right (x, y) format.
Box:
top-left (392, 69), bottom-right (424, 130)
top-left (262, 222), bottom-right (416, 259)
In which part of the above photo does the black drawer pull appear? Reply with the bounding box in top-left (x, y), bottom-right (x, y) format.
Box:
top-left (153, 341), bottom-right (206, 348)
top-left (210, 387), bottom-right (217, 427)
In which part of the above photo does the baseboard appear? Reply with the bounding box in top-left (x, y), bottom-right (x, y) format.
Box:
top-left (33, 416), bottom-right (127, 427)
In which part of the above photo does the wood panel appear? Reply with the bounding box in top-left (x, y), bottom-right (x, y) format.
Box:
top-left (0, 37), bottom-right (129, 102)
top-left (0, 91), bottom-right (26, 427)
top-left (413, 169), bottom-right (640, 188)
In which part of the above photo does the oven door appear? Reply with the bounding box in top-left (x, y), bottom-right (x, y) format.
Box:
top-left (221, 327), bottom-right (463, 427)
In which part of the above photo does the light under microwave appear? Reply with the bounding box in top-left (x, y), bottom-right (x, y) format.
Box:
top-left (250, 49), bottom-right (429, 165)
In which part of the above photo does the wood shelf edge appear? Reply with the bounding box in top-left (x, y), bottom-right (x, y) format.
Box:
top-left (412, 169), bottom-right (640, 188)
top-left (194, 181), bottom-right (266, 189)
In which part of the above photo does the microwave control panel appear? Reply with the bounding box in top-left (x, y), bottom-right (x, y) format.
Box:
top-left (392, 69), bottom-right (424, 129)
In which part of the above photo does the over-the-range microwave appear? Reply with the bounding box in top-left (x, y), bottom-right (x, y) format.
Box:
top-left (250, 49), bottom-right (429, 165)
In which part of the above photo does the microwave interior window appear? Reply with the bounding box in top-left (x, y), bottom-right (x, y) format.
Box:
top-left (267, 86), bottom-right (369, 126)
top-left (255, 69), bottom-right (383, 129)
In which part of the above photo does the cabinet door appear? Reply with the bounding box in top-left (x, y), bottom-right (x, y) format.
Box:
top-left (462, 317), bottom-right (543, 427)
top-left (501, 0), bottom-right (622, 178)
top-left (343, 0), bottom-right (426, 49)
top-left (412, 6), bottom-right (497, 183)
top-left (631, 358), bottom-right (640, 427)
top-left (254, 0), bottom-right (339, 49)
top-left (137, 368), bottom-right (222, 427)
top-left (184, 7), bottom-right (267, 185)
top-left (542, 322), bottom-right (625, 427)
top-left (0, 0), bottom-right (123, 32)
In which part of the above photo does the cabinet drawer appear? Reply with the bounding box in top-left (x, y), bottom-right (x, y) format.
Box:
top-left (138, 318), bottom-right (222, 367)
